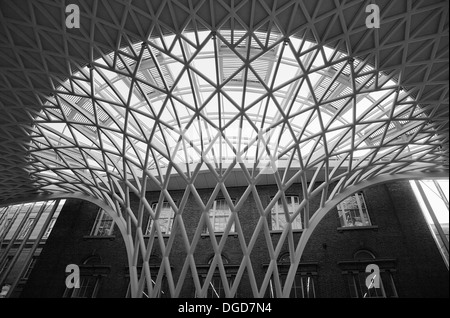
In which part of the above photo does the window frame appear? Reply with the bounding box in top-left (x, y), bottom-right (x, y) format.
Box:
top-left (22, 257), bottom-right (37, 280)
top-left (145, 201), bottom-right (175, 236)
top-left (63, 275), bottom-right (101, 298)
top-left (125, 264), bottom-right (171, 298)
top-left (43, 217), bottom-right (57, 239)
top-left (17, 217), bottom-right (35, 239)
top-left (338, 253), bottom-right (398, 298)
top-left (0, 256), bottom-right (13, 278)
top-left (337, 192), bottom-right (372, 228)
top-left (271, 195), bottom-right (302, 231)
top-left (90, 208), bottom-right (115, 236)
top-left (346, 269), bottom-right (398, 298)
top-left (205, 274), bottom-right (235, 298)
top-left (0, 217), bottom-right (11, 237)
top-left (265, 255), bottom-right (318, 298)
top-left (197, 255), bottom-right (238, 298)
top-left (204, 199), bottom-right (235, 234)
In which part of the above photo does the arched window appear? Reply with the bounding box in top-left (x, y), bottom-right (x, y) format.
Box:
top-left (195, 254), bottom-right (236, 298)
top-left (63, 254), bottom-right (106, 298)
top-left (265, 252), bottom-right (317, 298)
top-left (354, 250), bottom-right (376, 260)
top-left (82, 255), bottom-right (102, 265)
top-left (340, 249), bottom-right (398, 298)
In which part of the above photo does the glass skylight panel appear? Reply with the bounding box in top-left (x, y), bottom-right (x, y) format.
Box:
top-left (29, 27), bottom-right (426, 196)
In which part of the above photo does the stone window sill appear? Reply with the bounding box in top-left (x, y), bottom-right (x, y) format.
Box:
top-left (337, 225), bottom-right (379, 232)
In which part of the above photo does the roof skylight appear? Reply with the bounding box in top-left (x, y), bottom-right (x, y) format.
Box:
top-left (30, 29), bottom-right (432, 194)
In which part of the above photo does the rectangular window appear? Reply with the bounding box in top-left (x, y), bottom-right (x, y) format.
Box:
top-left (43, 218), bottom-right (57, 239)
top-left (0, 256), bottom-right (13, 277)
top-left (63, 276), bottom-right (100, 298)
top-left (337, 192), bottom-right (371, 227)
top-left (271, 196), bottom-right (302, 231)
top-left (90, 209), bottom-right (114, 236)
top-left (206, 275), bottom-right (234, 298)
top-left (126, 275), bottom-right (169, 298)
top-left (267, 273), bottom-right (316, 298)
top-left (22, 257), bottom-right (37, 280)
top-left (347, 270), bottom-right (397, 298)
top-left (204, 199), bottom-right (235, 233)
top-left (18, 218), bottom-right (35, 239)
top-left (0, 218), bottom-right (11, 238)
top-left (145, 202), bottom-right (175, 235)
top-left (0, 208), bottom-right (8, 237)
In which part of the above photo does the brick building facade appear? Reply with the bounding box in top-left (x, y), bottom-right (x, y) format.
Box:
top-left (20, 181), bottom-right (449, 298)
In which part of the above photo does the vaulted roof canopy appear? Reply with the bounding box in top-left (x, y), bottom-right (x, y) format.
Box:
top-left (0, 0), bottom-right (448, 203)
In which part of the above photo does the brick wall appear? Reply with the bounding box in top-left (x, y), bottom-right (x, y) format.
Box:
top-left (20, 181), bottom-right (449, 298)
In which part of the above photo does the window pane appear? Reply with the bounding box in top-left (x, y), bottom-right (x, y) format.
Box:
top-left (43, 218), bottom-right (56, 238)
top-left (18, 218), bottom-right (35, 239)
top-left (207, 276), bottom-right (224, 298)
top-left (338, 193), bottom-right (371, 227)
top-left (271, 196), bottom-right (302, 230)
top-left (303, 276), bottom-right (315, 298)
top-left (206, 199), bottom-right (234, 233)
top-left (147, 202), bottom-right (175, 235)
top-left (347, 274), bottom-right (359, 298)
top-left (91, 210), bottom-right (114, 236)
top-left (346, 271), bottom-right (392, 298)
top-left (75, 277), bottom-right (98, 298)
top-left (274, 273), bottom-right (315, 298)
top-left (206, 275), bottom-right (233, 298)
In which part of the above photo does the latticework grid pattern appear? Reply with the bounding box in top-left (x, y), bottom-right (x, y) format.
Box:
top-left (0, 0), bottom-right (448, 298)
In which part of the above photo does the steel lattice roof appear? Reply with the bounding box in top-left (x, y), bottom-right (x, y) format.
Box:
top-left (0, 0), bottom-right (448, 299)
top-left (0, 0), bottom-right (447, 203)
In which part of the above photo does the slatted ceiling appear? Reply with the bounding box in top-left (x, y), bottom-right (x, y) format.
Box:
top-left (356, 73), bottom-right (376, 88)
top-left (45, 108), bottom-right (63, 120)
top-left (221, 29), bottom-right (248, 47)
top-left (91, 102), bottom-right (110, 124)
top-left (405, 126), bottom-right (421, 136)
top-left (59, 93), bottom-right (82, 106)
top-left (71, 111), bottom-right (90, 125)
top-left (355, 64), bottom-right (377, 82)
top-left (323, 81), bottom-right (340, 101)
top-left (330, 61), bottom-right (345, 75)
top-left (148, 65), bottom-right (172, 88)
top-left (367, 122), bottom-right (398, 142)
top-left (363, 75), bottom-right (376, 88)
top-left (249, 58), bottom-right (271, 82)
top-left (129, 42), bottom-right (144, 57)
top-left (330, 96), bottom-right (349, 110)
top-left (331, 61), bottom-right (353, 78)
top-left (138, 79), bottom-right (156, 96)
top-left (412, 107), bottom-right (427, 119)
top-left (339, 86), bottom-right (353, 98)
top-left (135, 70), bottom-right (147, 81)
top-left (252, 30), bottom-right (280, 50)
top-left (117, 52), bottom-right (138, 70)
top-left (222, 62), bottom-right (244, 83)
